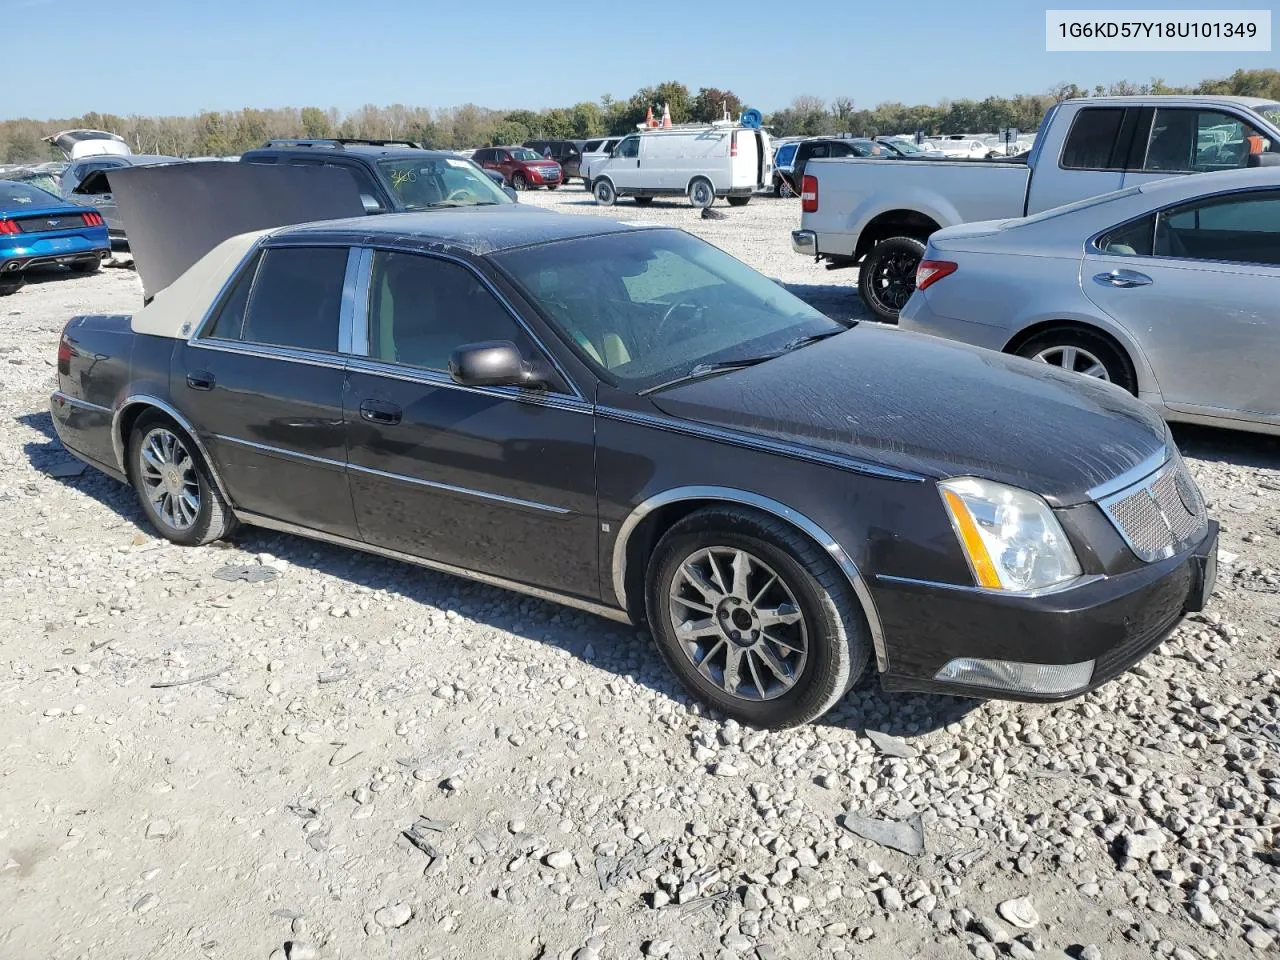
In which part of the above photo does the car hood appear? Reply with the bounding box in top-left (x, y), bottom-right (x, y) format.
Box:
top-left (648, 325), bottom-right (1168, 506)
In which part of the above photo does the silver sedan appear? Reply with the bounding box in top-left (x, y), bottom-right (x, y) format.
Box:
top-left (899, 165), bottom-right (1280, 436)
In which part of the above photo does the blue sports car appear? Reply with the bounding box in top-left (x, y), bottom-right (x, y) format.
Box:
top-left (1, 179), bottom-right (110, 295)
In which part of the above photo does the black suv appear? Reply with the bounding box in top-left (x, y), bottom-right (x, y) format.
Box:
top-left (239, 139), bottom-right (515, 213)
top-left (523, 139), bottom-right (585, 183)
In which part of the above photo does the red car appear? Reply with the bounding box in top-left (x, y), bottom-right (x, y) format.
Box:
top-left (472, 146), bottom-right (562, 190)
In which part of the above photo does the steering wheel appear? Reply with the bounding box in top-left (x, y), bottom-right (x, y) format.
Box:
top-left (654, 301), bottom-right (706, 344)
top-left (445, 188), bottom-right (473, 203)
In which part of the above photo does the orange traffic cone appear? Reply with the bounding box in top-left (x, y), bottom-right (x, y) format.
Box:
top-left (661, 102), bottom-right (672, 128)
top-left (645, 105), bottom-right (655, 128)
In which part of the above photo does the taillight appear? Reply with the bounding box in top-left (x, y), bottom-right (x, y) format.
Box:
top-left (730, 131), bottom-right (738, 157)
top-left (57, 337), bottom-right (73, 374)
top-left (916, 259), bottom-right (957, 290)
top-left (0, 219), bottom-right (19, 236)
top-left (81, 212), bottom-right (104, 227)
top-left (801, 175), bottom-right (818, 213)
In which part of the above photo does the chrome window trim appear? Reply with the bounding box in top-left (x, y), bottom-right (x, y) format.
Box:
top-left (1085, 446), bottom-right (1168, 501)
top-left (52, 391), bottom-right (112, 415)
top-left (337, 247), bottom-right (362, 355)
top-left (349, 247), bottom-right (373, 357)
top-left (188, 339), bottom-right (348, 370)
top-left (343, 356), bottom-right (593, 414)
top-left (596, 406), bottom-right (926, 483)
top-left (234, 509), bottom-right (630, 624)
top-left (876, 572), bottom-right (1105, 599)
top-left (354, 245), bottom-right (586, 402)
top-left (611, 485), bottom-right (891, 672)
top-left (213, 434), bottom-right (346, 470)
top-left (110, 394), bottom-right (234, 504)
top-left (347, 462), bottom-right (570, 515)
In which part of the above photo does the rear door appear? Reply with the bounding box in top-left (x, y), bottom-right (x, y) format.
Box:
top-left (343, 248), bottom-right (599, 596)
top-left (1083, 188), bottom-right (1280, 420)
top-left (1027, 106), bottom-right (1131, 214)
top-left (178, 243), bottom-right (360, 536)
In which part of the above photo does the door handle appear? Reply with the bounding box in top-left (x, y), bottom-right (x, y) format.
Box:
top-left (1093, 269), bottom-right (1152, 288)
top-left (186, 370), bottom-right (215, 391)
top-left (359, 399), bottom-right (402, 425)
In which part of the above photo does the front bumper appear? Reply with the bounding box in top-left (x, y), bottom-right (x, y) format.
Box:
top-left (875, 520), bottom-right (1218, 702)
top-left (526, 168), bottom-right (561, 185)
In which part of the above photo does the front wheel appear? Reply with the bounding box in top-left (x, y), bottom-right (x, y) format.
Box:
top-left (1015, 327), bottom-right (1138, 394)
top-left (511, 172), bottom-right (528, 191)
top-left (592, 179), bottom-right (616, 206)
top-left (857, 236), bottom-right (925, 323)
top-left (727, 196), bottom-right (750, 207)
top-left (546, 183), bottom-right (559, 191)
top-left (646, 506), bottom-right (870, 728)
top-left (687, 177), bottom-right (715, 209)
top-left (128, 411), bottom-right (236, 547)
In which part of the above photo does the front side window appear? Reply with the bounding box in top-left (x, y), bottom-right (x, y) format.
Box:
top-left (1154, 190), bottom-right (1280, 264)
top-left (617, 137), bottom-right (639, 159)
top-left (375, 157), bottom-right (510, 211)
top-left (1061, 107), bottom-right (1126, 170)
top-left (508, 148), bottom-right (540, 162)
top-left (224, 246), bottom-right (349, 352)
top-left (1143, 109), bottom-right (1273, 173)
top-left (494, 229), bottom-right (844, 392)
top-left (775, 143), bottom-right (797, 166)
top-left (367, 251), bottom-right (531, 371)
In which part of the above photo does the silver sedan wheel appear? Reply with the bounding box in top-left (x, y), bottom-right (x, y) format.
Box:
top-left (667, 546), bottom-right (808, 702)
top-left (137, 427), bottom-right (201, 531)
top-left (1031, 345), bottom-right (1110, 381)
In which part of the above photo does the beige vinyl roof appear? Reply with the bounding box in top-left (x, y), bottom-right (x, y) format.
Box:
top-left (130, 230), bottom-right (268, 340)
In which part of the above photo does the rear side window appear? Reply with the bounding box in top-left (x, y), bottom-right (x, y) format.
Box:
top-left (1097, 215), bottom-right (1155, 257)
top-left (1155, 190), bottom-right (1280, 264)
top-left (1061, 108), bottom-right (1126, 170)
top-left (205, 252), bottom-right (261, 340)
top-left (239, 247), bottom-right (349, 352)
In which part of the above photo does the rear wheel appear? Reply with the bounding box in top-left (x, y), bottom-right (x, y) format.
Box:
top-left (593, 178), bottom-right (616, 206)
top-left (646, 506), bottom-right (870, 728)
top-left (0, 272), bottom-right (24, 296)
top-left (71, 258), bottom-right (101, 274)
top-left (511, 172), bottom-right (528, 191)
top-left (128, 411), bottom-right (236, 547)
top-left (857, 236), bottom-right (925, 323)
top-left (727, 196), bottom-right (750, 207)
top-left (633, 196), bottom-right (654, 206)
top-left (1014, 327), bottom-right (1138, 394)
top-left (687, 177), bottom-right (715, 209)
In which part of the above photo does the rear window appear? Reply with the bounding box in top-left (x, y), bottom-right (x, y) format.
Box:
top-left (1061, 108), bottom-right (1126, 170)
top-left (0, 181), bottom-right (62, 208)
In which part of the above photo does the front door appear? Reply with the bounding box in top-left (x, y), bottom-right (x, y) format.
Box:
top-left (605, 136), bottom-right (641, 190)
top-left (178, 243), bottom-right (359, 536)
top-left (343, 248), bottom-right (599, 597)
top-left (1084, 188), bottom-right (1280, 420)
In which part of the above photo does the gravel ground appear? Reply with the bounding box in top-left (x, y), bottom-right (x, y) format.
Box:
top-left (2, 188), bottom-right (1280, 960)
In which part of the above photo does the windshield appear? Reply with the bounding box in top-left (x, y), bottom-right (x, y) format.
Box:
top-left (1257, 103), bottom-right (1280, 129)
top-left (376, 157), bottom-right (511, 210)
top-left (0, 180), bottom-right (62, 208)
top-left (887, 140), bottom-right (921, 154)
top-left (509, 148), bottom-right (542, 161)
top-left (494, 229), bottom-right (845, 392)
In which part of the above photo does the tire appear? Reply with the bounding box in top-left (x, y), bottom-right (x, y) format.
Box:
top-left (646, 506), bottom-right (870, 728)
top-left (727, 196), bottom-right (750, 207)
top-left (71, 258), bottom-right (101, 274)
top-left (581, 178), bottom-right (591, 189)
top-left (511, 172), bottom-right (528, 191)
top-left (127, 411), bottom-right (236, 547)
top-left (633, 196), bottom-right (654, 206)
top-left (0, 273), bottom-right (23, 296)
top-left (547, 183), bottom-right (559, 191)
top-left (687, 177), bottom-right (715, 209)
top-left (857, 236), bottom-right (926, 323)
top-left (1014, 327), bottom-right (1138, 395)
top-left (593, 178), bottom-right (616, 206)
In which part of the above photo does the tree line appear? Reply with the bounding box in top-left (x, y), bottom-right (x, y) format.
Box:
top-left (3, 69), bottom-right (1276, 165)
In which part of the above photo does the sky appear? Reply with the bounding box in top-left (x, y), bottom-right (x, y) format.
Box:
top-left (3, 0), bottom-right (1276, 120)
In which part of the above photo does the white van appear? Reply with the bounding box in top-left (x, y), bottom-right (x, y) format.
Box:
top-left (589, 122), bottom-right (773, 208)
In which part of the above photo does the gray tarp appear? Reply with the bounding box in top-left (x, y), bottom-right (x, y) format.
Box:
top-left (108, 161), bottom-right (366, 300)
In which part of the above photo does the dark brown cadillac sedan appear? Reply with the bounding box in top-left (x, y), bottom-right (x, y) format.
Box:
top-left (50, 206), bottom-right (1218, 727)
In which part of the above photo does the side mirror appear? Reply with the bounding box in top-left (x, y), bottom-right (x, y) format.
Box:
top-left (360, 194), bottom-right (383, 214)
top-left (503, 185), bottom-right (519, 202)
top-left (449, 341), bottom-right (542, 388)
top-left (1246, 152), bottom-right (1280, 167)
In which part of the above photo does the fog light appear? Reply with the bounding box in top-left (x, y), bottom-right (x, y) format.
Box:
top-left (934, 657), bottom-right (1094, 695)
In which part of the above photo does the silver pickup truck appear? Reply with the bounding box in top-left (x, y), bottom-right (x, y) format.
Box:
top-left (792, 95), bottom-right (1280, 321)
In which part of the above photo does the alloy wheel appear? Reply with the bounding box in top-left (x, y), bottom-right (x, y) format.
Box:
top-left (1031, 345), bottom-right (1111, 380)
top-left (870, 253), bottom-right (916, 312)
top-left (667, 546), bottom-right (808, 702)
top-left (137, 427), bottom-right (201, 531)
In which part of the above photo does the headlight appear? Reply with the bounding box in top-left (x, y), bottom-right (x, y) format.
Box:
top-left (939, 477), bottom-right (1081, 592)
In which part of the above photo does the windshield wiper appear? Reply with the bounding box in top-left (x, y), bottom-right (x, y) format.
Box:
top-left (780, 329), bottom-right (846, 352)
top-left (418, 200), bottom-right (503, 209)
top-left (640, 355), bottom-right (779, 395)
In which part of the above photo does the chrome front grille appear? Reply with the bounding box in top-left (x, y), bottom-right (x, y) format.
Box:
top-left (1099, 453), bottom-right (1206, 562)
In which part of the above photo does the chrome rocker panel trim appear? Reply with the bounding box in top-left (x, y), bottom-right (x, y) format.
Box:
top-left (235, 510), bottom-right (631, 625)
top-left (611, 485), bottom-right (891, 672)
